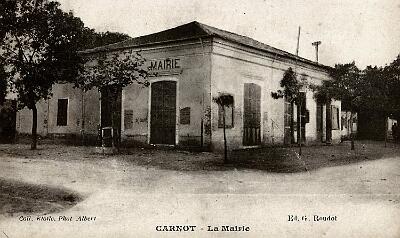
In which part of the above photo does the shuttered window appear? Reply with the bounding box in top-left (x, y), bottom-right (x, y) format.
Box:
top-left (243, 83), bottom-right (261, 145)
top-left (331, 105), bottom-right (340, 130)
top-left (57, 99), bottom-right (68, 126)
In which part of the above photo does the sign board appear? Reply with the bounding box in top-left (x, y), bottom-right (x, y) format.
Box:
top-left (148, 58), bottom-right (181, 74)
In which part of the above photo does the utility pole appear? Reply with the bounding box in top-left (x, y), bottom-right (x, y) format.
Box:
top-left (312, 41), bottom-right (322, 63)
top-left (295, 26), bottom-right (302, 155)
top-left (296, 26), bottom-right (301, 56)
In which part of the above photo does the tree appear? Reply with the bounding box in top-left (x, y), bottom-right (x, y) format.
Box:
top-left (313, 62), bottom-right (362, 150)
top-left (385, 55), bottom-right (400, 120)
top-left (76, 50), bottom-right (149, 149)
top-left (213, 93), bottom-right (234, 163)
top-left (360, 66), bottom-right (390, 145)
top-left (0, 0), bottom-right (88, 149)
top-left (81, 30), bottom-right (131, 50)
top-left (360, 56), bottom-right (400, 145)
top-left (0, 64), bottom-right (7, 105)
top-left (76, 50), bottom-right (148, 91)
top-left (271, 67), bottom-right (308, 155)
top-left (387, 55), bottom-right (400, 142)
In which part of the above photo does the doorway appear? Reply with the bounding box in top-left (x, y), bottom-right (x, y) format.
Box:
top-left (316, 103), bottom-right (324, 142)
top-left (100, 86), bottom-right (122, 146)
top-left (150, 81), bottom-right (177, 145)
top-left (243, 83), bottom-right (261, 146)
top-left (296, 92), bottom-right (306, 144)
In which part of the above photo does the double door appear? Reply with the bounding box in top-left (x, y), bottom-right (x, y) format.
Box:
top-left (150, 81), bottom-right (177, 145)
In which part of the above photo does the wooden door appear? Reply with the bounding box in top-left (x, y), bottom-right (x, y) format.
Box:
top-left (100, 86), bottom-right (122, 146)
top-left (284, 99), bottom-right (293, 144)
top-left (297, 92), bottom-right (306, 143)
top-left (243, 83), bottom-right (261, 146)
top-left (150, 81), bottom-right (177, 145)
top-left (316, 103), bottom-right (324, 142)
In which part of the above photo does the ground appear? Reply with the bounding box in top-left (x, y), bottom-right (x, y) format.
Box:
top-left (0, 141), bottom-right (399, 238)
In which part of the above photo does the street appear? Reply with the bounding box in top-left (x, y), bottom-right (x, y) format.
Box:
top-left (0, 142), bottom-right (399, 238)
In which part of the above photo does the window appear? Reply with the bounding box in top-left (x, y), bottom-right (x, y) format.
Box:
top-left (57, 99), bottom-right (68, 126)
top-left (331, 105), bottom-right (340, 130)
top-left (218, 104), bottom-right (234, 128)
top-left (180, 107), bottom-right (190, 125)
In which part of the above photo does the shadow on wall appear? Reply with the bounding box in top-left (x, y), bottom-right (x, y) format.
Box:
top-left (0, 178), bottom-right (82, 217)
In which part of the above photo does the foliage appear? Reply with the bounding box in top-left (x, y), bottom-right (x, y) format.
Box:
top-left (312, 62), bottom-right (362, 111)
top-left (360, 66), bottom-right (388, 112)
top-left (0, 64), bottom-right (7, 105)
top-left (76, 50), bottom-right (149, 92)
top-left (383, 54), bottom-right (400, 119)
top-left (314, 58), bottom-right (400, 118)
top-left (271, 67), bottom-right (308, 103)
top-left (0, 0), bottom-right (87, 110)
top-left (81, 30), bottom-right (131, 50)
top-left (311, 57), bottom-right (400, 147)
top-left (213, 93), bottom-right (234, 107)
top-left (0, 0), bottom-right (88, 149)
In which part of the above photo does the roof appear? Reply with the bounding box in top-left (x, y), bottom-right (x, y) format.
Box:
top-left (82, 21), bottom-right (329, 70)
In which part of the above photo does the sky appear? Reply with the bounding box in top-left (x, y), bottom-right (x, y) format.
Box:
top-left (58, 0), bottom-right (400, 68)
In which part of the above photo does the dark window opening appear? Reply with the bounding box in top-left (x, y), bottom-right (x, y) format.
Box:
top-left (57, 99), bottom-right (68, 126)
top-left (180, 107), bottom-right (190, 125)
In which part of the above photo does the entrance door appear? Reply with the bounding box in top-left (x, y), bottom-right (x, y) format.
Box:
top-left (284, 98), bottom-right (293, 144)
top-left (243, 83), bottom-right (261, 146)
top-left (150, 81), bottom-right (177, 145)
top-left (100, 86), bottom-right (122, 146)
top-left (316, 103), bottom-right (324, 142)
top-left (297, 92), bottom-right (306, 143)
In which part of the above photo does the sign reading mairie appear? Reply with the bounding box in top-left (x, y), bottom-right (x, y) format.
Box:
top-left (148, 58), bottom-right (181, 74)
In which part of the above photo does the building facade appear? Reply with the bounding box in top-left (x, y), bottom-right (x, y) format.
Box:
top-left (16, 21), bottom-right (341, 150)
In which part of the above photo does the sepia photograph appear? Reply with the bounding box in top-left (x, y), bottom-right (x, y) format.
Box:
top-left (0, 0), bottom-right (399, 237)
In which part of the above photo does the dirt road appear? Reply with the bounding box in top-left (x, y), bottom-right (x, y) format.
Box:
top-left (0, 142), bottom-right (399, 237)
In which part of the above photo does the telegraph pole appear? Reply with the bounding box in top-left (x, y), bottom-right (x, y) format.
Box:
top-left (295, 26), bottom-right (303, 155)
top-left (296, 26), bottom-right (301, 56)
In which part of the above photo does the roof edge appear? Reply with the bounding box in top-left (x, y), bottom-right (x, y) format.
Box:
top-left (79, 21), bottom-right (332, 71)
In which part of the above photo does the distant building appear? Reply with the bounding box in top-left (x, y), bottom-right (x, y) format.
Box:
top-left (15, 21), bottom-right (342, 150)
top-left (341, 110), bottom-right (357, 140)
